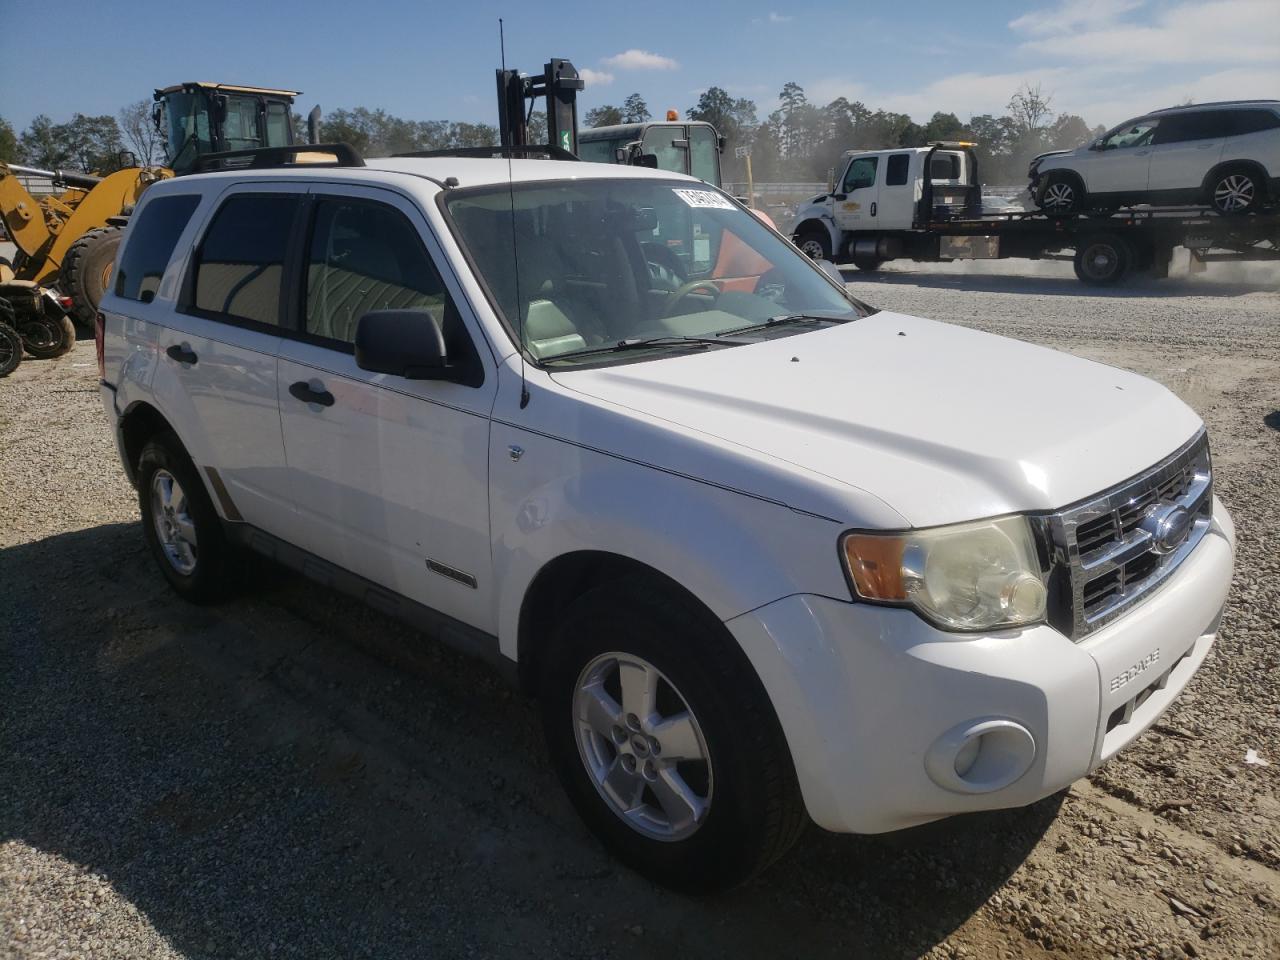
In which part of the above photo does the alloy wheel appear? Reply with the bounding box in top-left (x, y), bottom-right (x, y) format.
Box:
top-left (150, 468), bottom-right (199, 575)
top-left (1214, 174), bottom-right (1255, 212)
top-left (573, 652), bottom-right (713, 841)
top-left (1042, 181), bottom-right (1076, 212)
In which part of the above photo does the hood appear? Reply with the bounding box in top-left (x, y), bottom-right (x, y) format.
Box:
top-left (550, 312), bottom-right (1203, 528)
top-left (1030, 148), bottom-right (1075, 167)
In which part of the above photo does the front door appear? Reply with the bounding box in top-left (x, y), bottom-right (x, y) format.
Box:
top-left (833, 155), bottom-right (880, 231)
top-left (275, 186), bottom-right (498, 632)
top-left (875, 152), bottom-right (917, 230)
top-left (1089, 117), bottom-right (1159, 198)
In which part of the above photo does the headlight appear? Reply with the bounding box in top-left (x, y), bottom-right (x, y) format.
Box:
top-left (841, 516), bottom-right (1047, 631)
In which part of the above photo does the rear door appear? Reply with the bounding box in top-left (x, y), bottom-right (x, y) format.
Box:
top-left (274, 185), bottom-right (498, 631)
top-left (876, 152), bottom-right (916, 229)
top-left (833, 155), bottom-right (880, 231)
top-left (1148, 112), bottom-right (1230, 198)
top-left (153, 186), bottom-right (300, 535)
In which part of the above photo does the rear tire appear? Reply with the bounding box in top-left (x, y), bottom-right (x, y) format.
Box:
top-left (1073, 233), bottom-right (1132, 285)
top-left (136, 431), bottom-right (233, 603)
top-left (539, 580), bottom-right (806, 893)
top-left (1208, 168), bottom-right (1263, 215)
top-left (60, 225), bottom-right (124, 331)
top-left (795, 229), bottom-right (832, 261)
top-left (17, 312), bottom-right (76, 359)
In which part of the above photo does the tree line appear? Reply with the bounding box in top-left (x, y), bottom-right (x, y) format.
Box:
top-left (2, 81), bottom-right (1106, 187)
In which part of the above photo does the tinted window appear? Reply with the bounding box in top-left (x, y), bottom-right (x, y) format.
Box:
top-left (886, 154), bottom-right (910, 186)
top-left (114, 195), bottom-right (200, 302)
top-left (1154, 111), bottom-right (1230, 144)
top-left (1230, 109), bottom-right (1280, 135)
top-left (193, 195), bottom-right (297, 326)
top-left (843, 157), bottom-right (878, 191)
top-left (304, 199), bottom-right (450, 345)
top-left (222, 96), bottom-right (264, 151)
top-left (265, 102), bottom-right (291, 147)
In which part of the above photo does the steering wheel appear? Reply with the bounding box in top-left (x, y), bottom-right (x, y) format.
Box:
top-left (641, 241), bottom-right (687, 283)
top-left (662, 279), bottom-right (721, 318)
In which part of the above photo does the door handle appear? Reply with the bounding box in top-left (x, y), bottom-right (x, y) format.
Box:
top-left (166, 343), bottom-right (198, 365)
top-left (870, 202), bottom-right (877, 216)
top-left (289, 380), bottom-right (335, 407)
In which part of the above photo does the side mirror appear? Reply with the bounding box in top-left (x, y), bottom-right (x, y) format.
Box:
top-left (816, 260), bottom-right (845, 285)
top-left (355, 308), bottom-right (451, 380)
top-left (152, 104), bottom-right (164, 133)
top-left (634, 153), bottom-right (659, 169)
top-left (1089, 139), bottom-right (1103, 151)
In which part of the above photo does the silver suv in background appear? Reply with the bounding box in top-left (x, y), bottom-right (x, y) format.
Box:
top-left (1030, 100), bottom-right (1280, 214)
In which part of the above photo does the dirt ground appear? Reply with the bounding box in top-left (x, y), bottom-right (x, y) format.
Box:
top-left (2, 261), bottom-right (1278, 959)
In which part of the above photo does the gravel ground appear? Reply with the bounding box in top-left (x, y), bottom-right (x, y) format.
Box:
top-left (2, 259), bottom-right (1279, 959)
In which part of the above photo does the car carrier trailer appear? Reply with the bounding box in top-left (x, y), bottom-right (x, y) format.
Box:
top-left (790, 142), bottom-right (1280, 285)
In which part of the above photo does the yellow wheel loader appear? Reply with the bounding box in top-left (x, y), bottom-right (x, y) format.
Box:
top-left (0, 83), bottom-right (307, 330)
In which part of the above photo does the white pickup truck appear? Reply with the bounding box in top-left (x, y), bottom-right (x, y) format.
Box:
top-left (98, 146), bottom-right (1234, 892)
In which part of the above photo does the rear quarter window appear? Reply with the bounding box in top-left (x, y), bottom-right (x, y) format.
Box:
top-left (1231, 109), bottom-right (1280, 135)
top-left (113, 195), bottom-right (201, 302)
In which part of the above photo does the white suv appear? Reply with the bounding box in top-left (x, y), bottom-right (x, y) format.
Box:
top-left (1031, 100), bottom-right (1280, 214)
top-left (98, 151), bottom-right (1235, 891)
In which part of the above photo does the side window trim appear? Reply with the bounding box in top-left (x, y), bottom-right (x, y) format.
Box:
top-left (177, 186), bottom-right (305, 335)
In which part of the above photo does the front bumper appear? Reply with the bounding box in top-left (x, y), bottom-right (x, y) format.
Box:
top-left (725, 497), bottom-right (1235, 834)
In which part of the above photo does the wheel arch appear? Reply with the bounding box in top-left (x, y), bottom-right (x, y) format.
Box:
top-left (118, 400), bottom-right (180, 485)
top-left (1202, 159), bottom-right (1271, 200)
top-left (1039, 166), bottom-right (1087, 200)
top-left (516, 550), bottom-right (730, 697)
top-left (791, 217), bottom-right (838, 250)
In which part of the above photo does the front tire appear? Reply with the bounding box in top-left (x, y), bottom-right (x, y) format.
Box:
top-left (794, 228), bottom-right (832, 261)
top-left (540, 581), bottom-right (805, 893)
top-left (60, 225), bottom-right (124, 331)
top-left (1209, 169), bottom-right (1262, 214)
top-left (1037, 173), bottom-right (1084, 215)
top-left (136, 431), bottom-right (233, 602)
top-left (0, 320), bottom-right (21, 377)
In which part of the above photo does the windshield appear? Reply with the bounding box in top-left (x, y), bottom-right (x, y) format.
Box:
top-left (445, 179), bottom-right (868, 365)
top-left (163, 92), bottom-right (214, 173)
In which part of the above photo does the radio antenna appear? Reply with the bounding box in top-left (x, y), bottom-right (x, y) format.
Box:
top-left (500, 18), bottom-right (530, 409)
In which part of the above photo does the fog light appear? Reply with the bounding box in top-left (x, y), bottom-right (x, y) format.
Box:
top-left (925, 718), bottom-right (1037, 795)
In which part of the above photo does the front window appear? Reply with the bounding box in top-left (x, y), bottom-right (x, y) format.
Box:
top-left (688, 125), bottom-right (720, 186)
top-left (163, 92), bottom-right (214, 173)
top-left (222, 96), bottom-right (264, 151)
top-left (843, 157), bottom-right (878, 192)
top-left (265, 102), bottom-right (293, 147)
top-left (445, 179), bottom-right (870, 366)
top-left (641, 127), bottom-right (688, 176)
top-left (1102, 118), bottom-right (1159, 150)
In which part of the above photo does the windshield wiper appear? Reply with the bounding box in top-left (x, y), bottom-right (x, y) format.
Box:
top-left (715, 313), bottom-right (851, 337)
top-left (541, 335), bottom-right (745, 363)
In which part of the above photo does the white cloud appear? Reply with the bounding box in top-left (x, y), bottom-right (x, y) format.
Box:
top-left (602, 49), bottom-right (680, 71)
top-left (1012, 0), bottom-right (1280, 64)
top-left (1009, 0), bottom-right (1144, 37)
top-left (579, 68), bottom-right (614, 87)
top-left (769, 11), bottom-right (793, 22)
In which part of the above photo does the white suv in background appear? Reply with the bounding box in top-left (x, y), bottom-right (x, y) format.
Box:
top-left (1031, 100), bottom-right (1280, 214)
top-left (98, 150), bottom-right (1235, 891)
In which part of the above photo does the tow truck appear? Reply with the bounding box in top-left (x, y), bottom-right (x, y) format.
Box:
top-left (491, 59), bottom-right (726, 188)
top-left (790, 142), bottom-right (1280, 284)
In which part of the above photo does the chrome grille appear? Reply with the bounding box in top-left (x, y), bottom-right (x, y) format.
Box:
top-left (1042, 431), bottom-right (1212, 639)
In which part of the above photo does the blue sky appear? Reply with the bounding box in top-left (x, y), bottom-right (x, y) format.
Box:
top-left (2, 0), bottom-right (1277, 135)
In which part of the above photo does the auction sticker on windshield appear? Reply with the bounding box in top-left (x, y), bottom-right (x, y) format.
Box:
top-left (674, 188), bottom-right (736, 210)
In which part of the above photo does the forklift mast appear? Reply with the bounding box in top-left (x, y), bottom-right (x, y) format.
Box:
top-left (496, 59), bottom-right (584, 154)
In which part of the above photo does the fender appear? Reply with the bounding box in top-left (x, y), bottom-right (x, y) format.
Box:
top-left (485, 361), bottom-right (906, 661)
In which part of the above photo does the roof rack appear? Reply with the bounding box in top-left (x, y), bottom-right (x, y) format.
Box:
top-left (391, 145), bottom-right (580, 162)
top-left (1149, 99), bottom-right (1280, 114)
top-left (192, 143), bottom-right (365, 172)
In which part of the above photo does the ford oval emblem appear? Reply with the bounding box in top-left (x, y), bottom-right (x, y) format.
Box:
top-left (1141, 503), bottom-right (1192, 555)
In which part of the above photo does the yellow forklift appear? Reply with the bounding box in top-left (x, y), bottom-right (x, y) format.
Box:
top-left (0, 82), bottom-right (310, 339)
